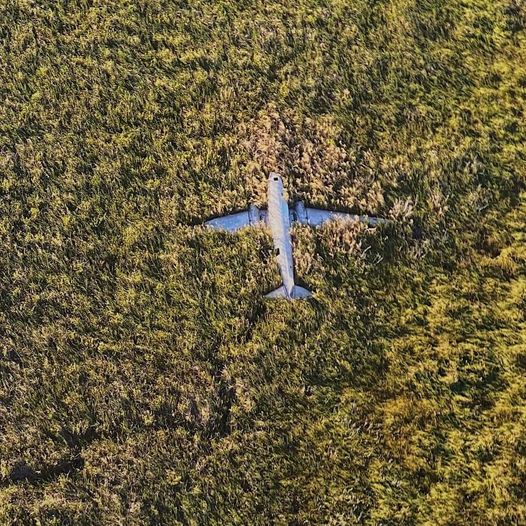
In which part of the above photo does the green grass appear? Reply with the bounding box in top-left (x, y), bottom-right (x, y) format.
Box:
top-left (0, 0), bottom-right (525, 524)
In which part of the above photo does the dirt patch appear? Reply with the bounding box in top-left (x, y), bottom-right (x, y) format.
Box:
top-left (238, 105), bottom-right (385, 212)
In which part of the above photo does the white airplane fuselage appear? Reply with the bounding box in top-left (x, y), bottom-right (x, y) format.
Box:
top-left (267, 174), bottom-right (295, 296)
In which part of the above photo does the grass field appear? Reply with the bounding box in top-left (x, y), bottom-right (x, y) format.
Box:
top-left (1, 0), bottom-right (525, 524)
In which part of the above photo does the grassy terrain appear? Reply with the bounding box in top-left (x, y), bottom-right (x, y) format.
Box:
top-left (0, 0), bottom-right (525, 524)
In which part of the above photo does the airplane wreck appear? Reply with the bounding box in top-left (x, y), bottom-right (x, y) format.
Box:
top-left (205, 173), bottom-right (387, 300)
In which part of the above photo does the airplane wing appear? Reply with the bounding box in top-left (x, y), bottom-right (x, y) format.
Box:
top-left (205, 205), bottom-right (267, 232)
top-left (291, 202), bottom-right (387, 227)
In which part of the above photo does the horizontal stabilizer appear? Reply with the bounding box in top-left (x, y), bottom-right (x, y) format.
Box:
top-left (292, 285), bottom-right (312, 299)
top-left (264, 285), bottom-right (288, 299)
top-left (264, 284), bottom-right (312, 300)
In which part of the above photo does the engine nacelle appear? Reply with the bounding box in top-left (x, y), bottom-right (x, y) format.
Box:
top-left (293, 201), bottom-right (307, 223)
top-left (249, 204), bottom-right (263, 224)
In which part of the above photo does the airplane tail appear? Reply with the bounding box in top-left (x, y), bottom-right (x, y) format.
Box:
top-left (292, 285), bottom-right (312, 299)
top-left (264, 284), bottom-right (312, 300)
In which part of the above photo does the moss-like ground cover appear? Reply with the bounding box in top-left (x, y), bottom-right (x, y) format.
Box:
top-left (0, 0), bottom-right (525, 524)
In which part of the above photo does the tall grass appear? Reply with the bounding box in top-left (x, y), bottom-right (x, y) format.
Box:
top-left (0, 0), bottom-right (525, 524)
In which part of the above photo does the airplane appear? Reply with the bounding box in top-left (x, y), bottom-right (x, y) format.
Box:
top-left (205, 172), bottom-right (387, 300)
